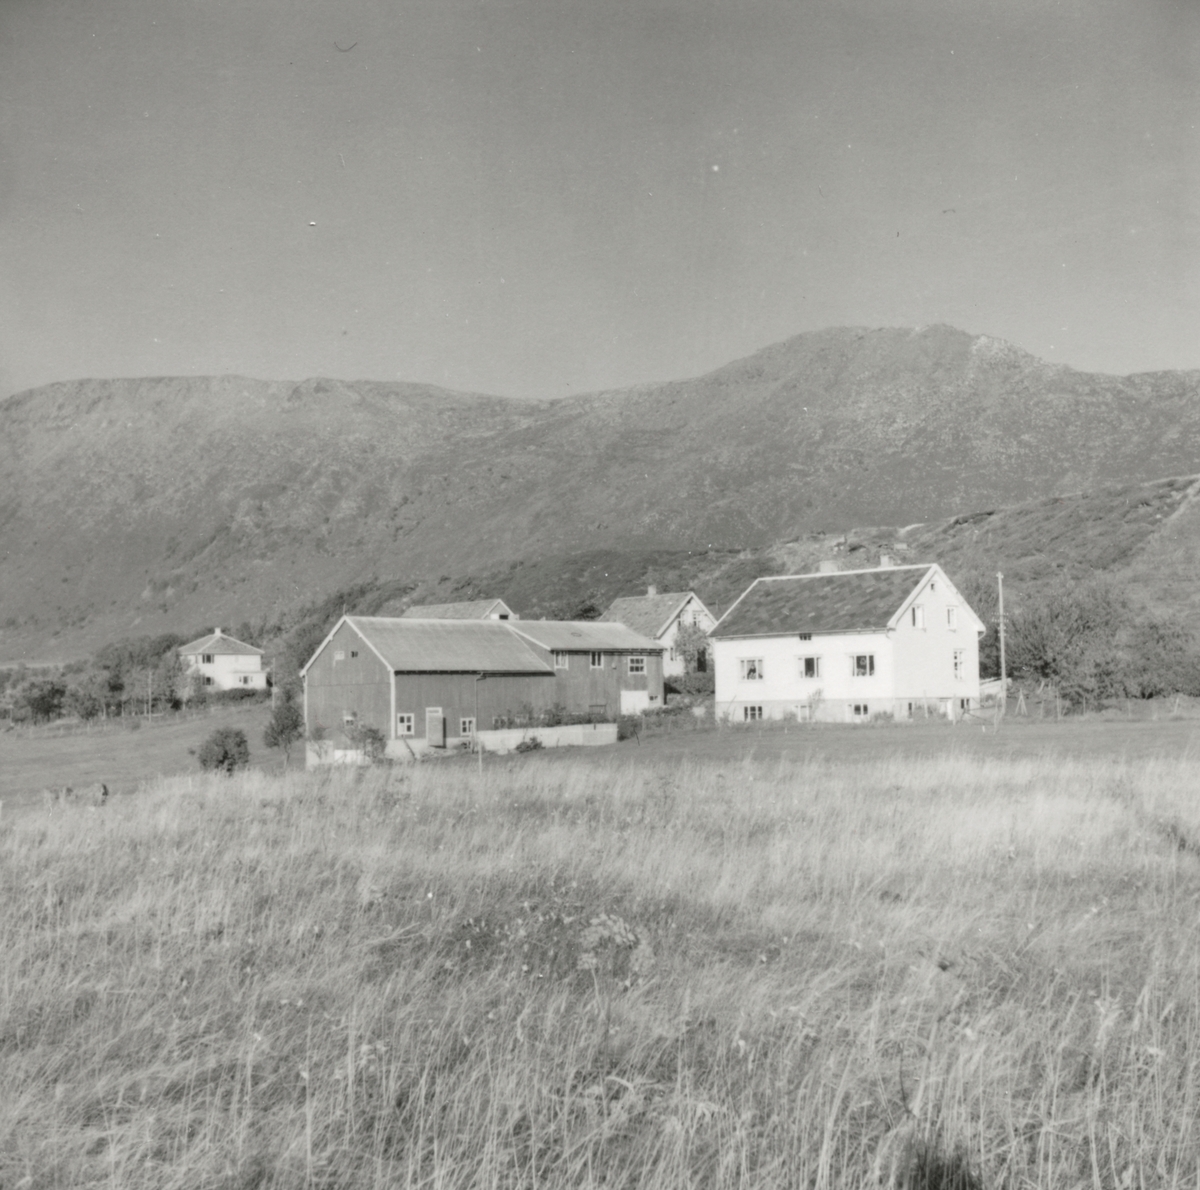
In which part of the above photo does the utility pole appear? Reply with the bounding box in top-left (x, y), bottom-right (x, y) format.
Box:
top-left (997, 572), bottom-right (1008, 719)
top-left (474, 674), bottom-right (484, 776)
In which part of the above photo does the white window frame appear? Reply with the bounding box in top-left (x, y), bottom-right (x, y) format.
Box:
top-left (743, 705), bottom-right (763, 721)
top-left (947, 606), bottom-right (958, 629)
top-left (740, 658), bottom-right (764, 681)
top-left (553, 650), bottom-right (569, 669)
top-left (953, 649), bottom-right (965, 680)
top-left (589, 651), bottom-right (604, 669)
top-left (627, 655), bottom-right (646, 674)
top-left (333, 650), bottom-right (345, 662)
top-left (851, 654), bottom-right (875, 677)
top-left (396, 713), bottom-right (414, 736)
top-left (911, 605), bottom-right (925, 629)
top-left (852, 703), bottom-right (870, 719)
top-left (798, 656), bottom-right (820, 679)
top-left (460, 717), bottom-right (475, 736)
top-left (202, 653), bottom-right (214, 665)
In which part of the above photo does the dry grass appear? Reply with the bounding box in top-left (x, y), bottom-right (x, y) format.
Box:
top-left (2, 751), bottom-right (1199, 1188)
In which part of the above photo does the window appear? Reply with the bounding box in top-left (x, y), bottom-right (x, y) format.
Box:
top-left (241, 676), bottom-right (252, 686)
top-left (350, 649), bottom-right (359, 658)
top-left (946, 606), bottom-right (958, 629)
top-left (590, 651), bottom-right (604, 669)
top-left (396, 713), bottom-right (414, 735)
top-left (202, 653), bottom-right (214, 664)
top-left (798, 656), bottom-right (820, 679)
top-left (851, 654), bottom-right (875, 677)
top-left (343, 712), bottom-right (357, 727)
top-left (333, 650), bottom-right (345, 662)
top-left (852, 703), bottom-right (870, 719)
top-left (460, 717), bottom-right (475, 736)
top-left (203, 676), bottom-right (214, 686)
top-left (628, 655), bottom-right (646, 674)
top-left (743, 705), bottom-right (763, 721)
top-left (740, 658), bottom-right (764, 681)
top-left (911, 605), bottom-right (925, 629)
top-left (798, 632), bottom-right (812, 641)
top-left (953, 649), bottom-right (965, 680)
top-left (668, 646), bottom-right (677, 662)
top-left (553, 650), bottom-right (569, 669)
top-left (959, 698), bottom-right (971, 714)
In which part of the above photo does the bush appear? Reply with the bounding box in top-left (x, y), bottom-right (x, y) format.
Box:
top-left (197, 728), bottom-right (251, 775)
top-left (617, 714), bottom-right (642, 741)
top-left (514, 736), bottom-right (544, 753)
top-left (346, 722), bottom-right (387, 761)
top-left (665, 672), bottom-right (714, 697)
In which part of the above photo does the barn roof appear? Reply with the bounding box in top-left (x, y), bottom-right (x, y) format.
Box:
top-left (509, 621), bottom-right (664, 652)
top-left (599, 592), bottom-right (696, 639)
top-left (179, 630), bottom-right (263, 657)
top-left (400, 599), bottom-right (513, 619)
top-left (710, 565), bottom-right (934, 638)
top-left (343, 617), bottom-right (551, 673)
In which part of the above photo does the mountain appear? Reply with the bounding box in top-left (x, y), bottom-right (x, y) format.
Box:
top-left (2, 324), bottom-right (1199, 660)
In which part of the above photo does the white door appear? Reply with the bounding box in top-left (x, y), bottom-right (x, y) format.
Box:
top-left (620, 689), bottom-right (650, 714)
top-left (426, 707), bottom-right (445, 747)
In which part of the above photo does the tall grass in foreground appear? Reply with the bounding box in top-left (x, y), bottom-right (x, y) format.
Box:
top-left (2, 753), bottom-right (1199, 1189)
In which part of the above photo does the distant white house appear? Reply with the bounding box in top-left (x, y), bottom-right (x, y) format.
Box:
top-left (599, 587), bottom-right (717, 677)
top-left (400, 599), bottom-right (517, 620)
top-left (710, 563), bottom-right (985, 723)
top-left (178, 629), bottom-right (268, 692)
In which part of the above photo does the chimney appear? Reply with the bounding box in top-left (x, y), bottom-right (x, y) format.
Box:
top-left (214, 627), bottom-right (222, 636)
top-left (647, 584), bottom-right (657, 597)
top-left (879, 554), bottom-right (895, 568)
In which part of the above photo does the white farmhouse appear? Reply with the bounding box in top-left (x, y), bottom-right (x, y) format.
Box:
top-left (710, 564), bottom-right (985, 723)
top-left (599, 587), bottom-right (717, 677)
top-left (178, 629), bottom-right (269, 692)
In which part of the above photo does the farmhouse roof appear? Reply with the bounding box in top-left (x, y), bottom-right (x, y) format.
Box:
top-left (341, 617), bottom-right (551, 673)
top-left (509, 620), bottom-right (664, 653)
top-left (599, 592), bottom-right (698, 639)
top-left (400, 599), bottom-right (513, 620)
top-left (710, 565), bottom-right (936, 638)
top-left (179, 630), bottom-right (263, 657)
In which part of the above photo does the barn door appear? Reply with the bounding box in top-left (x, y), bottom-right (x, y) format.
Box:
top-left (425, 707), bottom-right (445, 747)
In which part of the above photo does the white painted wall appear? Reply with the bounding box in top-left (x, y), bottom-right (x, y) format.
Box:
top-left (889, 571), bottom-right (981, 713)
top-left (182, 651), bottom-right (268, 692)
top-left (661, 595), bottom-right (718, 677)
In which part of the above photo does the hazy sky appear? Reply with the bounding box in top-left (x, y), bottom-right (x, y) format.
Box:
top-left (1, 0), bottom-right (1196, 400)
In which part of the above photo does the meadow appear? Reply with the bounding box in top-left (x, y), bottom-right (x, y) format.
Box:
top-left (3, 739), bottom-right (1199, 1188)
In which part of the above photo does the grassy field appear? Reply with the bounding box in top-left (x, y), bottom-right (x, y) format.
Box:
top-left (0, 703), bottom-right (281, 815)
top-left (3, 740), bottom-right (1199, 1188)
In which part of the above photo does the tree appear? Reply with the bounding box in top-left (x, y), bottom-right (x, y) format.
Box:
top-left (263, 692), bottom-right (305, 763)
top-left (18, 678), bottom-right (67, 723)
top-left (197, 727), bottom-right (251, 775)
top-left (64, 682), bottom-right (104, 722)
top-left (673, 621), bottom-right (710, 673)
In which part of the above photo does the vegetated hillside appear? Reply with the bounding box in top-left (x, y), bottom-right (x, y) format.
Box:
top-left (3, 324), bottom-right (1199, 660)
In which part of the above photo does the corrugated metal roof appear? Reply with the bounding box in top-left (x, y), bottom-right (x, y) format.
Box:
top-left (400, 599), bottom-right (512, 619)
top-left (179, 631), bottom-right (263, 657)
top-left (711, 566), bottom-right (932, 638)
top-left (599, 592), bottom-right (693, 639)
top-left (347, 617), bottom-right (552, 673)
top-left (509, 621), bottom-right (664, 652)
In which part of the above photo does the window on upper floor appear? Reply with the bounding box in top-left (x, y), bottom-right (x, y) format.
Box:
top-left (911, 605), bottom-right (925, 629)
top-left (333, 650), bottom-right (345, 662)
top-left (947, 606), bottom-right (958, 629)
top-left (628, 655), bottom-right (646, 674)
top-left (202, 653), bottom-right (214, 664)
top-left (553, 651), bottom-right (569, 669)
top-left (799, 656), bottom-right (820, 679)
top-left (851, 654), bottom-right (875, 677)
top-left (590, 651), bottom-right (604, 669)
top-left (798, 632), bottom-right (812, 641)
top-left (740, 658), bottom-right (764, 681)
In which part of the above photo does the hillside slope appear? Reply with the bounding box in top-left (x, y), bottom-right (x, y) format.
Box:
top-left (2, 325), bottom-right (1199, 659)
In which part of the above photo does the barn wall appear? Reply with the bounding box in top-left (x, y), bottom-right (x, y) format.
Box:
top-left (304, 621), bottom-right (392, 738)
top-left (392, 672), bottom-right (555, 741)
top-left (522, 648), bottom-right (665, 716)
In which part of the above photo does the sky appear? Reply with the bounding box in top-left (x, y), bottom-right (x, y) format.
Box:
top-left (1, 0), bottom-right (1197, 401)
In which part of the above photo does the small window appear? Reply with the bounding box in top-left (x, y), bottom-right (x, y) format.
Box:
top-left (343, 712), bottom-right (357, 727)
top-left (350, 649), bottom-right (358, 658)
top-left (954, 649), bottom-right (965, 680)
top-left (798, 632), bottom-right (812, 641)
top-left (799, 656), bottom-right (820, 679)
top-left (947, 606), bottom-right (958, 629)
top-left (333, 650), bottom-right (345, 662)
top-left (668, 646), bottom-right (677, 662)
top-left (498, 613), bottom-right (509, 620)
top-left (852, 703), bottom-right (870, 719)
top-left (911, 605), bottom-right (925, 629)
top-left (396, 713), bottom-right (414, 736)
top-left (740, 658), bottom-right (764, 681)
top-left (590, 651), bottom-right (604, 669)
top-left (460, 717), bottom-right (475, 736)
top-left (929, 581), bottom-right (937, 592)
top-left (241, 676), bottom-right (252, 685)
top-left (202, 653), bottom-right (214, 665)
top-left (203, 676), bottom-right (214, 686)
top-left (628, 655), bottom-right (646, 674)
top-left (851, 654), bottom-right (875, 677)
top-left (743, 705), bottom-right (763, 721)
top-left (553, 650), bottom-right (569, 669)
top-left (959, 698), bottom-right (970, 713)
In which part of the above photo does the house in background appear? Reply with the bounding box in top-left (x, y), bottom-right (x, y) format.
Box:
top-left (178, 629), bottom-right (268, 692)
top-left (400, 599), bottom-right (517, 620)
top-left (599, 587), bottom-right (717, 677)
top-left (710, 563), bottom-right (984, 724)
top-left (301, 616), bottom-right (663, 759)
